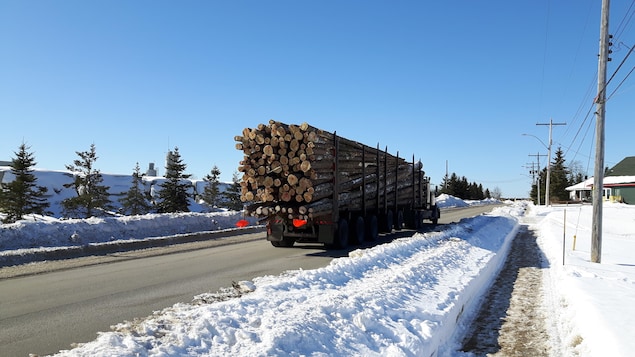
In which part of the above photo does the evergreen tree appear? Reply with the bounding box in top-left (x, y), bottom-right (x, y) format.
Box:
top-left (529, 181), bottom-right (538, 204)
top-left (549, 147), bottom-right (571, 202)
top-left (223, 171), bottom-right (244, 211)
top-left (201, 165), bottom-right (222, 208)
top-left (156, 147), bottom-right (191, 213)
top-left (531, 168), bottom-right (547, 205)
top-left (477, 183), bottom-right (485, 200)
top-left (0, 143), bottom-right (51, 223)
top-left (458, 176), bottom-right (469, 198)
top-left (119, 163), bottom-right (152, 215)
top-left (440, 173), bottom-right (458, 196)
top-left (439, 172), bottom-right (490, 200)
top-left (529, 147), bottom-right (576, 204)
top-left (62, 144), bottom-right (114, 218)
top-left (468, 182), bottom-right (480, 200)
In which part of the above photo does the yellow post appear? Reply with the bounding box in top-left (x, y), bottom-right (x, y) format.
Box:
top-left (573, 235), bottom-right (577, 250)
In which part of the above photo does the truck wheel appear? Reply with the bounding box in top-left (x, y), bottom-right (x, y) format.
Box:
top-left (395, 211), bottom-right (404, 231)
top-left (366, 215), bottom-right (378, 242)
top-left (432, 207), bottom-right (440, 225)
top-left (270, 237), bottom-right (294, 247)
top-left (352, 216), bottom-right (364, 245)
top-left (383, 210), bottom-right (393, 233)
top-left (335, 218), bottom-right (349, 249)
top-left (415, 211), bottom-right (423, 230)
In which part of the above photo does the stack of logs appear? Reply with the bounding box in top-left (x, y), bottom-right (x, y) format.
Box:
top-left (235, 120), bottom-right (423, 220)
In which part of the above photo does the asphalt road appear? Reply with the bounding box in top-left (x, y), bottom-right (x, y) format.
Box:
top-left (0, 204), bottom-right (502, 356)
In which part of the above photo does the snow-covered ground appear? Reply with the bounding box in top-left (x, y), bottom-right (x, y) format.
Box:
top-left (535, 202), bottom-right (635, 357)
top-left (1, 196), bottom-right (634, 356)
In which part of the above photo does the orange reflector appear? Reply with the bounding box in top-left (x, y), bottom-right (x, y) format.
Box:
top-left (236, 219), bottom-right (249, 227)
top-left (292, 219), bottom-right (307, 228)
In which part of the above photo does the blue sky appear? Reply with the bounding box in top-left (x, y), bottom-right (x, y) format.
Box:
top-left (1, 1), bottom-right (633, 198)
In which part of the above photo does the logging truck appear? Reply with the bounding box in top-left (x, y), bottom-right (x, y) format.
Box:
top-left (235, 120), bottom-right (440, 248)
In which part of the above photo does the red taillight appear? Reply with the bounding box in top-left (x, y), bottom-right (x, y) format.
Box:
top-left (292, 219), bottom-right (307, 228)
top-left (236, 219), bottom-right (249, 227)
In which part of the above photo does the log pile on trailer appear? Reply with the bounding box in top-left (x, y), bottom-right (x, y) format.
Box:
top-left (235, 120), bottom-right (431, 221)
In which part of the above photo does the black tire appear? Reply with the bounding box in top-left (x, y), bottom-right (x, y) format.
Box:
top-left (395, 211), bottom-right (404, 231)
top-left (352, 216), bottom-right (364, 245)
top-left (411, 211), bottom-right (422, 230)
top-left (384, 210), bottom-right (393, 233)
top-left (366, 215), bottom-right (378, 242)
top-left (432, 207), bottom-right (440, 225)
top-left (417, 211), bottom-right (424, 230)
top-left (270, 237), bottom-right (294, 247)
top-left (335, 218), bottom-right (349, 249)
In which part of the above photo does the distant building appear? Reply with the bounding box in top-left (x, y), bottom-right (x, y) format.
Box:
top-left (146, 162), bottom-right (157, 176)
top-left (604, 156), bottom-right (635, 204)
top-left (567, 156), bottom-right (635, 204)
top-left (0, 161), bottom-right (10, 183)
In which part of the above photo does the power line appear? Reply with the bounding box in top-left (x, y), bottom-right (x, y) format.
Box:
top-left (607, 43), bottom-right (635, 100)
top-left (612, 0), bottom-right (635, 40)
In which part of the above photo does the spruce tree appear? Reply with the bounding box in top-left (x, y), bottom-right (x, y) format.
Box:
top-left (549, 147), bottom-right (571, 202)
top-left (532, 168), bottom-right (547, 205)
top-left (156, 147), bottom-right (191, 213)
top-left (223, 171), bottom-right (244, 211)
top-left (201, 165), bottom-right (222, 208)
top-left (440, 172), bottom-right (491, 200)
top-left (119, 163), bottom-right (152, 215)
top-left (61, 144), bottom-right (114, 218)
top-left (440, 173), bottom-right (458, 196)
top-left (0, 143), bottom-right (51, 223)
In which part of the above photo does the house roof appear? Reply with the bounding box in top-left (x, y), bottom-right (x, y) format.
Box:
top-left (606, 156), bottom-right (635, 176)
top-left (566, 177), bottom-right (593, 191)
top-left (566, 176), bottom-right (635, 191)
top-left (567, 156), bottom-right (635, 191)
top-left (604, 176), bottom-right (635, 187)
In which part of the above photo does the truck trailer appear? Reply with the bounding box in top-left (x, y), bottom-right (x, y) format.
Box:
top-left (235, 120), bottom-right (440, 248)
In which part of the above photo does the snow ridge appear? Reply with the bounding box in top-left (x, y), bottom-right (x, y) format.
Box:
top-left (54, 206), bottom-right (522, 357)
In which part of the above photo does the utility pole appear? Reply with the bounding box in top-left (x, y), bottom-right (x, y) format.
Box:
top-left (524, 162), bottom-right (540, 205)
top-left (444, 160), bottom-right (449, 191)
top-left (537, 118), bottom-right (566, 205)
top-left (529, 153), bottom-right (547, 205)
top-left (592, 0), bottom-right (611, 263)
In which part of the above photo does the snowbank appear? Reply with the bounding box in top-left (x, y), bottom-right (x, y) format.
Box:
top-left (0, 211), bottom-right (260, 267)
top-left (436, 193), bottom-right (470, 208)
top-left (52, 204), bottom-right (525, 357)
top-left (534, 203), bottom-right (635, 357)
top-left (0, 211), bottom-right (256, 251)
top-left (436, 193), bottom-right (500, 209)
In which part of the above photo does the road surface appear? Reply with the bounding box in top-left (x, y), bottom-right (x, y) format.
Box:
top-left (0, 204), bottom-right (500, 356)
